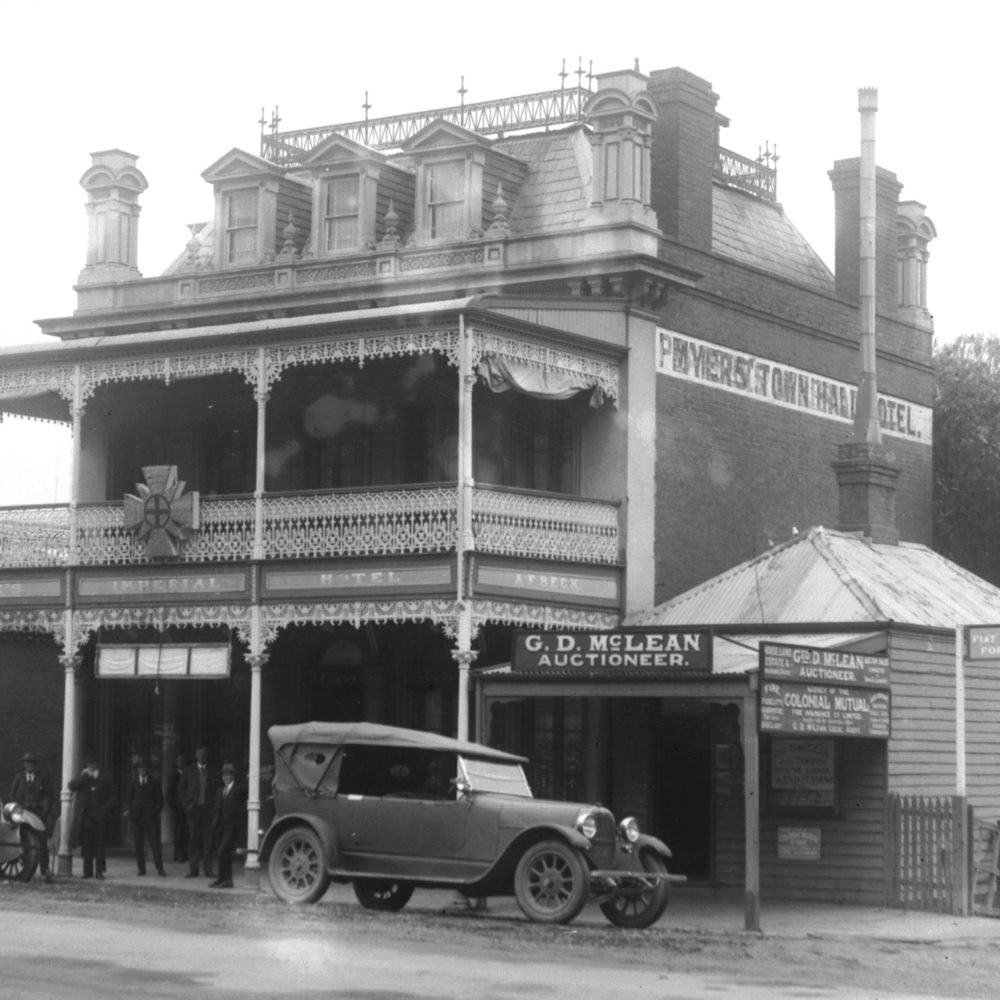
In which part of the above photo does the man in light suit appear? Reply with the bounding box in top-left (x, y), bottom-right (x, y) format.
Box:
top-left (178, 747), bottom-right (218, 878)
top-left (209, 762), bottom-right (246, 889)
top-left (124, 757), bottom-right (166, 876)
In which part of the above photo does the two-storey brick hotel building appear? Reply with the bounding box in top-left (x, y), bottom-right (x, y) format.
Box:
top-left (0, 64), bottom-right (938, 883)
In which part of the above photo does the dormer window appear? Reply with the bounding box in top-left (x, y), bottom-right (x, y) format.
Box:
top-left (225, 188), bottom-right (259, 264)
top-left (427, 161), bottom-right (465, 240)
top-left (323, 176), bottom-right (360, 251)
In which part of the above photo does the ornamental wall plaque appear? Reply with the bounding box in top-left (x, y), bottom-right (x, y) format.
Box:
top-left (124, 466), bottom-right (200, 558)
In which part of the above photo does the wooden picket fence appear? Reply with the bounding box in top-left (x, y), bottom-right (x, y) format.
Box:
top-left (886, 795), bottom-right (967, 914)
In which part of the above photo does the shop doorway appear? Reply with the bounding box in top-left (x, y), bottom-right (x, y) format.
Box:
top-left (654, 712), bottom-right (712, 880)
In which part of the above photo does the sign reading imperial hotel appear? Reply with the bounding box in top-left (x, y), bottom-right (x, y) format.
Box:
top-left (513, 629), bottom-right (711, 673)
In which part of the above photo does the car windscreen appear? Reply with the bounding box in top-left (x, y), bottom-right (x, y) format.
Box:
top-left (459, 755), bottom-right (533, 797)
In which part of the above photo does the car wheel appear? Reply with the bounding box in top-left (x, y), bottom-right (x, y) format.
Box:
top-left (353, 878), bottom-right (415, 911)
top-left (514, 838), bottom-right (589, 924)
top-left (599, 850), bottom-right (670, 929)
top-left (267, 826), bottom-right (330, 904)
top-left (0, 828), bottom-right (41, 882)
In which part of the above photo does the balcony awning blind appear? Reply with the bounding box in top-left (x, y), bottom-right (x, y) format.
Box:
top-left (97, 643), bottom-right (230, 679)
top-left (477, 355), bottom-right (606, 407)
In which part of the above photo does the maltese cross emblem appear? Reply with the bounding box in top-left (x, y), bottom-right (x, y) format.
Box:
top-left (123, 466), bottom-right (200, 558)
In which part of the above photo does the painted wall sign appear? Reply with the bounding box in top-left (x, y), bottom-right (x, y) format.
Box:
top-left (0, 574), bottom-right (64, 605)
top-left (476, 559), bottom-right (620, 609)
top-left (760, 642), bottom-right (891, 738)
top-left (656, 328), bottom-right (932, 444)
top-left (966, 625), bottom-right (1000, 660)
top-left (263, 560), bottom-right (453, 599)
top-left (513, 629), bottom-right (710, 673)
top-left (777, 826), bottom-right (822, 861)
top-left (76, 570), bottom-right (248, 605)
top-left (762, 642), bottom-right (890, 688)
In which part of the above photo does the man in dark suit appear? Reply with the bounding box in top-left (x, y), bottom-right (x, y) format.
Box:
top-left (165, 754), bottom-right (188, 862)
top-left (68, 753), bottom-right (115, 879)
top-left (177, 746), bottom-right (218, 878)
top-left (124, 757), bottom-right (166, 876)
top-left (9, 751), bottom-right (54, 883)
top-left (209, 762), bottom-right (246, 889)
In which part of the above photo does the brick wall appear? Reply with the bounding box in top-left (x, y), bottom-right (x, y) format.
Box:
top-left (652, 261), bottom-right (933, 602)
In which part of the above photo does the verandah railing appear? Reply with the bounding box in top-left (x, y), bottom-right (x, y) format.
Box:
top-left (0, 484), bottom-right (620, 568)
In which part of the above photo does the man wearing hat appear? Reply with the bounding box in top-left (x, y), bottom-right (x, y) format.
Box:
top-left (9, 751), bottom-right (53, 882)
top-left (124, 756), bottom-right (166, 877)
top-left (68, 753), bottom-right (115, 879)
top-left (208, 761), bottom-right (246, 889)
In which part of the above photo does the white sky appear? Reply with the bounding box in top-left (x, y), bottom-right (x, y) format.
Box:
top-left (0, 1), bottom-right (992, 504)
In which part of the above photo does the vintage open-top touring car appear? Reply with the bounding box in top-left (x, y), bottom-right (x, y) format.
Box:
top-left (260, 721), bottom-right (682, 926)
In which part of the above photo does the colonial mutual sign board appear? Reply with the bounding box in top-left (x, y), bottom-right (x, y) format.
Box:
top-left (512, 629), bottom-right (711, 674)
top-left (759, 642), bottom-right (891, 738)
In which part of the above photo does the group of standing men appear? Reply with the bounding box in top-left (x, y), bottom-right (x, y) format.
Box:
top-left (8, 746), bottom-right (246, 888)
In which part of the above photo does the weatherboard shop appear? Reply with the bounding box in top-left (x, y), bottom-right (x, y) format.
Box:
top-left (475, 628), bottom-right (904, 928)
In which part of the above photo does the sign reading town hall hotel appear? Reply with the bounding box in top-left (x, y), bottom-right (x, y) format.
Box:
top-left (657, 328), bottom-right (932, 444)
top-left (513, 629), bottom-right (711, 673)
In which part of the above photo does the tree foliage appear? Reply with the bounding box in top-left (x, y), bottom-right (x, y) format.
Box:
top-left (933, 333), bottom-right (1000, 587)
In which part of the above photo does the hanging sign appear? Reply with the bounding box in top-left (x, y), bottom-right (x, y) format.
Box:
top-left (759, 642), bottom-right (891, 738)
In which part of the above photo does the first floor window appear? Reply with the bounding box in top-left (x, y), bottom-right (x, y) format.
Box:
top-left (324, 176), bottom-right (360, 251)
top-left (225, 188), bottom-right (258, 264)
top-left (427, 161), bottom-right (464, 239)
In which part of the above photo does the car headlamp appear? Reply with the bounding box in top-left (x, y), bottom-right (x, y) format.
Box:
top-left (576, 810), bottom-right (598, 839)
top-left (618, 816), bottom-right (640, 843)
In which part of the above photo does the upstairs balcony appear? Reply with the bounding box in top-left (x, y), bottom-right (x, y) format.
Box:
top-left (0, 484), bottom-right (620, 569)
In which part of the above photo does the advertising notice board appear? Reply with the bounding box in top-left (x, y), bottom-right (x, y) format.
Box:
top-left (759, 642), bottom-right (891, 738)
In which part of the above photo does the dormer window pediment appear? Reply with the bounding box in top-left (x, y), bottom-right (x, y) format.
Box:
top-left (299, 132), bottom-right (415, 257)
top-left (201, 148), bottom-right (309, 267)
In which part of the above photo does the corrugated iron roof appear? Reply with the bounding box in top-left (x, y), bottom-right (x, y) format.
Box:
top-left (628, 527), bottom-right (1000, 630)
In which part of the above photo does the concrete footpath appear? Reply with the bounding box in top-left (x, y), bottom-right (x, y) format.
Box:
top-left (60, 853), bottom-right (999, 944)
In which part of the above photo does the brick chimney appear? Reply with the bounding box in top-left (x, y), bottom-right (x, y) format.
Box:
top-left (647, 68), bottom-right (719, 251)
top-left (828, 158), bottom-right (902, 314)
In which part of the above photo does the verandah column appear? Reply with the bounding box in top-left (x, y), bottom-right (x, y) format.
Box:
top-left (244, 645), bottom-right (268, 882)
top-left (56, 624), bottom-right (82, 874)
top-left (453, 314), bottom-right (477, 740)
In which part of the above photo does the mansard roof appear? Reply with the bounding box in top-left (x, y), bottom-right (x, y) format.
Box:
top-left (712, 185), bottom-right (833, 292)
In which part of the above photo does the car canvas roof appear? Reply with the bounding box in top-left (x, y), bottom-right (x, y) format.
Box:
top-left (268, 721), bottom-right (528, 764)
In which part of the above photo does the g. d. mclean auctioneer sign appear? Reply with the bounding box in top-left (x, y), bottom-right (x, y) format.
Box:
top-left (759, 642), bottom-right (891, 738)
top-left (512, 629), bottom-right (711, 673)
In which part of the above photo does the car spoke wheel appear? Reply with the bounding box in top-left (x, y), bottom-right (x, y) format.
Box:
top-left (353, 878), bottom-right (415, 912)
top-left (0, 828), bottom-right (41, 882)
top-left (268, 827), bottom-right (330, 904)
top-left (514, 839), bottom-right (589, 925)
top-left (599, 851), bottom-right (670, 929)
